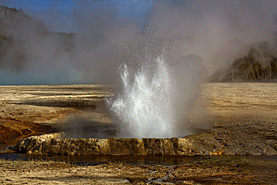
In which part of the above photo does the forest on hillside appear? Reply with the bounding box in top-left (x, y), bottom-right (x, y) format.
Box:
top-left (0, 5), bottom-right (74, 72)
top-left (212, 42), bottom-right (277, 82)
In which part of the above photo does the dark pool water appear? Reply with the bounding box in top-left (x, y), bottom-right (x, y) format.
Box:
top-left (1, 153), bottom-right (276, 166)
top-left (0, 153), bottom-right (210, 166)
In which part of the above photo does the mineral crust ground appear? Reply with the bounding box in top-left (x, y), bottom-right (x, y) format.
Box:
top-left (0, 83), bottom-right (277, 184)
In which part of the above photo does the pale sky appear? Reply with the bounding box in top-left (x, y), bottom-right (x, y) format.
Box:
top-left (0, 0), bottom-right (153, 32)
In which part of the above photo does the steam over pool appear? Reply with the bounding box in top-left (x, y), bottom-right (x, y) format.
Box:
top-left (107, 54), bottom-right (204, 138)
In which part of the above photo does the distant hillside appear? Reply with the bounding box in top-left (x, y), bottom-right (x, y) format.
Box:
top-left (0, 5), bottom-right (74, 71)
top-left (0, 5), bottom-right (48, 33)
top-left (0, 5), bottom-right (47, 70)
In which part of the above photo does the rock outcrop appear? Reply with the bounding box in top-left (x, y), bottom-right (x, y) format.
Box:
top-left (15, 135), bottom-right (211, 156)
top-left (14, 128), bottom-right (277, 156)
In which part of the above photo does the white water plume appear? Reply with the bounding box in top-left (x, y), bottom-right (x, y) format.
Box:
top-left (108, 56), bottom-right (172, 138)
top-left (108, 55), bottom-right (201, 138)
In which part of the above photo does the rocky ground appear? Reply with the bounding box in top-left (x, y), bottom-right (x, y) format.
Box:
top-left (0, 156), bottom-right (276, 184)
top-left (0, 83), bottom-right (277, 184)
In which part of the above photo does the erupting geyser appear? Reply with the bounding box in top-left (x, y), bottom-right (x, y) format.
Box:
top-left (107, 54), bottom-right (205, 138)
top-left (108, 56), bottom-right (173, 138)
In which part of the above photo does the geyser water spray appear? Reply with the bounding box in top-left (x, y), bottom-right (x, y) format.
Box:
top-left (107, 54), bottom-right (204, 138)
top-left (108, 56), bottom-right (173, 138)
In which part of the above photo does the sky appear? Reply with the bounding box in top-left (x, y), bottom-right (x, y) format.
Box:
top-left (0, 0), bottom-right (153, 32)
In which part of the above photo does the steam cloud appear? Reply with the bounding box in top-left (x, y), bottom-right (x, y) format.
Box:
top-left (0, 0), bottom-right (276, 84)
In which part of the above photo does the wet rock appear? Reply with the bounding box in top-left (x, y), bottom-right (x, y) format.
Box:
top-left (97, 139), bottom-right (111, 155)
top-left (13, 129), bottom-right (277, 156)
top-left (14, 135), bottom-right (208, 156)
top-left (143, 138), bottom-right (173, 155)
top-left (0, 146), bottom-right (15, 153)
top-left (15, 133), bottom-right (62, 154)
top-left (109, 138), bottom-right (145, 155)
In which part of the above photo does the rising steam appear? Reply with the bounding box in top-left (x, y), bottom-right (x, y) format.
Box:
top-left (0, 0), bottom-right (276, 84)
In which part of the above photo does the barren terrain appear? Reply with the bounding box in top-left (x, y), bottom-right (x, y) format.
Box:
top-left (0, 156), bottom-right (276, 184)
top-left (0, 82), bottom-right (277, 184)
